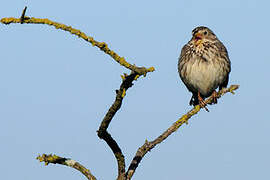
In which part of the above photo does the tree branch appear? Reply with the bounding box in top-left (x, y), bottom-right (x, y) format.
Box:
top-left (1, 7), bottom-right (156, 180)
top-left (3, 7), bottom-right (239, 180)
top-left (126, 84), bottom-right (239, 179)
top-left (0, 16), bottom-right (154, 76)
top-left (37, 154), bottom-right (97, 180)
top-left (97, 72), bottom-right (139, 180)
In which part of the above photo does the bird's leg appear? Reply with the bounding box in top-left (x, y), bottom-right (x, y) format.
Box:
top-left (198, 91), bottom-right (209, 112)
top-left (211, 90), bottom-right (218, 104)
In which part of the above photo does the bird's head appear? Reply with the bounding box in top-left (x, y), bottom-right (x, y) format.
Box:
top-left (191, 26), bottom-right (217, 45)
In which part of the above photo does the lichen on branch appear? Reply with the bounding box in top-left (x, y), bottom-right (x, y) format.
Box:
top-left (0, 16), bottom-right (155, 76)
top-left (37, 154), bottom-right (97, 180)
top-left (125, 84), bottom-right (240, 179)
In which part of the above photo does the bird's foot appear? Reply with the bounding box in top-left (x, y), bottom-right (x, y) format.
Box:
top-left (210, 90), bottom-right (218, 104)
top-left (198, 92), bottom-right (209, 112)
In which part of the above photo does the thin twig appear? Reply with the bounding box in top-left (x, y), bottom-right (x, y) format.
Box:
top-left (37, 154), bottom-right (97, 180)
top-left (20, 6), bottom-right (27, 24)
top-left (126, 85), bottom-right (239, 179)
top-left (20, 6), bottom-right (29, 24)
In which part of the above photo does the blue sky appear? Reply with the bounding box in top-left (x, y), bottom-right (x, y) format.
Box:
top-left (0, 0), bottom-right (269, 180)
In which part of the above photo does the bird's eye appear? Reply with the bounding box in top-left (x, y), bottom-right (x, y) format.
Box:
top-left (203, 31), bottom-right (208, 35)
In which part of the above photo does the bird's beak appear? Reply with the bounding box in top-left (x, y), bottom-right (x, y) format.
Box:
top-left (194, 32), bottom-right (202, 40)
top-left (194, 32), bottom-right (203, 45)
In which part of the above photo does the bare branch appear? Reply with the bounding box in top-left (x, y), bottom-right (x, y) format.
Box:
top-left (37, 154), bottom-right (97, 180)
top-left (97, 72), bottom-right (139, 180)
top-left (0, 16), bottom-right (154, 76)
top-left (3, 7), bottom-right (239, 180)
top-left (126, 84), bottom-right (240, 179)
top-left (1, 8), bottom-right (155, 180)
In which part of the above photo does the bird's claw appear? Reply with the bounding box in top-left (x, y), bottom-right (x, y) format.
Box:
top-left (198, 92), bottom-right (209, 112)
top-left (210, 90), bottom-right (218, 104)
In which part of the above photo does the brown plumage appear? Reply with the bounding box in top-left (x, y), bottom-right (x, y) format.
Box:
top-left (178, 26), bottom-right (231, 109)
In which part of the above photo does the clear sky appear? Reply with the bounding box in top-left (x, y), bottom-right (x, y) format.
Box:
top-left (0, 0), bottom-right (269, 180)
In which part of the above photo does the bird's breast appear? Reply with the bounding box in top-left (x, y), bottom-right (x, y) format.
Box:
top-left (181, 55), bottom-right (226, 97)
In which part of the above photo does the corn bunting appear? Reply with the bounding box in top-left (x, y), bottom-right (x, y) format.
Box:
top-left (178, 26), bottom-right (231, 110)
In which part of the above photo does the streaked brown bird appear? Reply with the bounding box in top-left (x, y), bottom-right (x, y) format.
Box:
top-left (178, 26), bottom-right (231, 110)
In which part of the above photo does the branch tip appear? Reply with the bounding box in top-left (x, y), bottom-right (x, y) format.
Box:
top-left (36, 154), bottom-right (96, 180)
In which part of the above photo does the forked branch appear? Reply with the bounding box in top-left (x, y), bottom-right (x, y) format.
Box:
top-left (2, 7), bottom-right (239, 180)
top-left (1, 7), bottom-right (154, 180)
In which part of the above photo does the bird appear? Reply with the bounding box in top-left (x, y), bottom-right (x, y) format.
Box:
top-left (178, 26), bottom-right (231, 111)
